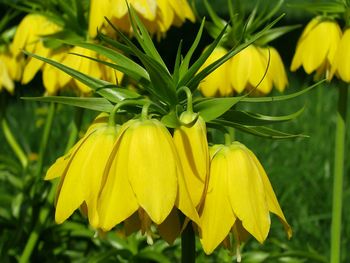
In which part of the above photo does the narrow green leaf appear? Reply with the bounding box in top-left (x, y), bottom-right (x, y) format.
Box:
top-left (241, 80), bottom-right (325, 103)
top-left (203, 0), bottom-right (226, 30)
top-left (128, 6), bottom-right (166, 68)
top-left (22, 96), bottom-right (114, 112)
top-left (98, 32), bottom-right (134, 55)
top-left (222, 107), bottom-right (304, 126)
top-left (255, 25), bottom-right (301, 46)
top-left (178, 18), bottom-right (205, 80)
top-left (172, 40), bottom-right (183, 84)
top-left (194, 97), bottom-right (241, 122)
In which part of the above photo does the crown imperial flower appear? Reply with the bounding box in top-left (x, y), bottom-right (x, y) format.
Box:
top-left (330, 28), bottom-right (350, 82)
top-left (200, 142), bottom-right (292, 255)
top-left (45, 114), bottom-right (117, 227)
top-left (291, 17), bottom-right (342, 76)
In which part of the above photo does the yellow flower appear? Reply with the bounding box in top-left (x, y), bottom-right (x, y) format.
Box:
top-left (97, 118), bottom-right (200, 242)
top-left (11, 14), bottom-right (61, 84)
top-left (290, 17), bottom-right (341, 76)
top-left (330, 28), bottom-right (350, 82)
top-left (173, 111), bottom-right (209, 208)
top-left (45, 114), bottom-right (118, 228)
top-left (88, 0), bottom-right (195, 38)
top-left (258, 46), bottom-right (288, 93)
top-left (200, 142), bottom-right (292, 254)
top-left (42, 46), bottom-right (123, 94)
top-left (0, 56), bottom-right (15, 94)
top-left (230, 45), bottom-right (274, 94)
top-left (198, 46), bottom-right (233, 97)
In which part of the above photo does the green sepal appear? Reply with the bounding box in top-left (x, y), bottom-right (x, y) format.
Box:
top-left (22, 96), bottom-right (113, 112)
top-left (221, 106), bottom-right (304, 126)
top-left (161, 110), bottom-right (181, 128)
top-left (193, 97), bottom-right (242, 122)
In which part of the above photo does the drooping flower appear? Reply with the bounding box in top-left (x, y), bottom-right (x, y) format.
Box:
top-left (199, 44), bottom-right (288, 96)
top-left (290, 17), bottom-right (342, 77)
top-left (198, 46), bottom-right (233, 97)
top-left (200, 142), bottom-right (292, 255)
top-left (45, 113), bottom-right (118, 228)
top-left (88, 0), bottom-right (195, 38)
top-left (330, 28), bottom-right (350, 82)
top-left (42, 46), bottom-right (123, 94)
top-left (173, 111), bottom-right (209, 208)
top-left (97, 118), bottom-right (200, 242)
top-left (10, 14), bottom-right (61, 84)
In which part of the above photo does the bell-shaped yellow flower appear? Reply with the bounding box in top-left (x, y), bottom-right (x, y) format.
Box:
top-left (258, 46), bottom-right (288, 93)
top-left (10, 14), bottom-right (61, 84)
top-left (200, 142), bottom-right (292, 254)
top-left (88, 0), bottom-right (195, 38)
top-left (45, 114), bottom-right (118, 228)
top-left (330, 28), bottom-right (350, 82)
top-left (97, 118), bottom-right (200, 236)
top-left (230, 44), bottom-right (273, 94)
top-left (173, 111), bottom-right (209, 208)
top-left (290, 17), bottom-right (341, 76)
top-left (198, 46), bottom-right (233, 97)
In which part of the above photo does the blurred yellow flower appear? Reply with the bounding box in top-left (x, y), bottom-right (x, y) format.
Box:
top-left (45, 114), bottom-right (118, 228)
top-left (97, 118), bottom-right (200, 241)
top-left (11, 14), bottom-right (61, 84)
top-left (198, 46), bottom-right (233, 97)
top-left (199, 45), bottom-right (288, 97)
top-left (173, 111), bottom-right (209, 208)
top-left (330, 28), bottom-right (350, 82)
top-left (291, 17), bottom-right (341, 77)
top-left (0, 55), bottom-right (15, 94)
top-left (200, 142), bottom-right (292, 255)
top-left (89, 0), bottom-right (195, 38)
top-left (43, 46), bottom-right (123, 94)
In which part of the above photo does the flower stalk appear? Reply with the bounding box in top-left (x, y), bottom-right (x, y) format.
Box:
top-left (181, 224), bottom-right (196, 263)
top-left (330, 84), bottom-right (348, 263)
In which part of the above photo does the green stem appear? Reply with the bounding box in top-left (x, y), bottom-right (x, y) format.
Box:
top-left (330, 85), bottom-right (348, 263)
top-left (19, 102), bottom-right (56, 263)
top-left (1, 118), bottom-right (28, 169)
top-left (181, 224), bottom-right (196, 263)
top-left (36, 102), bottom-right (56, 177)
top-left (177, 86), bottom-right (193, 113)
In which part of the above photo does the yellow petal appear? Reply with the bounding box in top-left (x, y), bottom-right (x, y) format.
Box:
top-left (98, 126), bottom-right (139, 231)
top-left (173, 112), bottom-right (209, 207)
top-left (200, 149), bottom-right (236, 254)
top-left (332, 29), bottom-right (350, 82)
top-left (226, 143), bottom-right (270, 243)
top-left (131, 0), bottom-right (157, 21)
top-left (249, 150), bottom-right (292, 239)
top-left (88, 0), bottom-right (111, 37)
top-left (126, 119), bottom-right (177, 224)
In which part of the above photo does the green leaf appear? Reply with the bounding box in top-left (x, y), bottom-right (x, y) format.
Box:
top-left (128, 6), bottom-right (166, 68)
top-left (210, 120), bottom-right (307, 139)
top-left (194, 97), bottom-right (241, 122)
top-left (221, 107), bottom-right (304, 126)
top-left (22, 96), bottom-right (114, 112)
top-left (241, 80), bottom-right (325, 103)
top-left (61, 40), bottom-right (150, 82)
top-left (178, 18), bottom-right (205, 81)
top-left (172, 40), bottom-right (183, 84)
top-left (255, 25), bottom-right (301, 46)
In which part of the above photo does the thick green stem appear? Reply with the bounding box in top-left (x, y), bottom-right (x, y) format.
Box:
top-left (1, 118), bottom-right (28, 169)
top-left (181, 224), bottom-right (196, 263)
top-left (330, 85), bottom-right (348, 263)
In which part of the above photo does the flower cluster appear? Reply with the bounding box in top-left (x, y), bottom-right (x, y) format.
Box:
top-left (46, 107), bottom-right (291, 254)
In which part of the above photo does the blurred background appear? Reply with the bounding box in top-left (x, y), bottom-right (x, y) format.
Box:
top-left (0, 0), bottom-right (349, 262)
